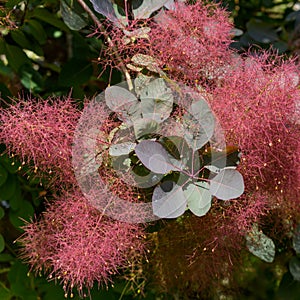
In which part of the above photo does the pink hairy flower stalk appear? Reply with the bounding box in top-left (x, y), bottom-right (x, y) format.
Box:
top-left (0, 97), bottom-right (80, 184)
top-left (209, 53), bottom-right (300, 210)
top-left (19, 188), bottom-right (146, 298)
top-left (149, 1), bottom-right (234, 85)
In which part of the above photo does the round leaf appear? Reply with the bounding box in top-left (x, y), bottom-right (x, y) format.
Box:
top-left (210, 169), bottom-right (244, 200)
top-left (184, 99), bottom-right (215, 150)
top-left (185, 182), bottom-right (212, 217)
top-left (152, 182), bottom-right (187, 218)
top-left (109, 142), bottom-right (136, 156)
top-left (61, 0), bottom-right (87, 31)
top-left (246, 225), bottom-right (275, 263)
top-left (140, 78), bottom-right (173, 123)
top-left (135, 140), bottom-right (177, 174)
top-left (290, 257), bottom-right (300, 281)
top-left (133, 119), bottom-right (159, 140)
top-left (105, 86), bottom-right (141, 122)
top-left (133, 0), bottom-right (169, 19)
top-left (89, 0), bottom-right (118, 23)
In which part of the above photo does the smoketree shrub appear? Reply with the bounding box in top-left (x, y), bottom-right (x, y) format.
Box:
top-left (0, 0), bottom-right (300, 299)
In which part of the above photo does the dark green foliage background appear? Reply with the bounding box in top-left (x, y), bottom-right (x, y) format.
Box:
top-left (0, 0), bottom-right (300, 299)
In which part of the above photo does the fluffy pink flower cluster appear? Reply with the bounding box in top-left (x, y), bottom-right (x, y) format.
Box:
top-left (149, 1), bottom-right (233, 84)
top-left (210, 53), bottom-right (300, 204)
top-left (0, 97), bottom-right (80, 183)
top-left (0, 97), bottom-right (145, 295)
top-left (19, 189), bottom-right (145, 298)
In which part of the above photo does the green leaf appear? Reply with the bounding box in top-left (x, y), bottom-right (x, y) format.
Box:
top-left (33, 8), bottom-right (69, 31)
top-left (0, 207), bottom-right (4, 220)
top-left (185, 181), bottom-right (211, 217)
top-left (9, 200), bottom-right (34, 229)
top-left (60, 0), bottom-right (88, 31)
top-left (58, 58), bottom-right (93, 86)
top-left (11, 30), bottom-right (32, 50)
top-left (4, 44), bottom-right (31, 72)
top-left (0, 253), bottom-right (14, 262)
top-left (20, 64), bottom-right (44, 92)
top-left (209, 169), bottom-right (244, 200)
top-left (0, 234), bottom-right (5, 253)
top-left (8, 261), bottom-right (38, 299)
top-left (0, 285), bottom-right (12, 300)
top-left (8, 182), bottom-right (22, 211)
top-left (0, 173), bottom-right (16, 200)
top-left (0, 164), bottom-right (8, 186)
top-left (246, 225), bottom-right (275, 263)
top-left (10, 30), bottom-right (43, 56)
top-left (152, 182), bottom-right (187, 218)
top-left (290, 257), bottom-right (300, 281)
top-left (23, 19), bottom-right (47, 45)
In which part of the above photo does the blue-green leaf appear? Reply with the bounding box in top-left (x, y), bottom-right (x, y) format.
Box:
top-left (152, 182), bottom-right (186, 218)
top-left (135, 140), bottom-right (177, 174)
top-left (246, 225), bottom-right (275, 263)
top-left (185, 181), bottom-right (211, 217)
top-left (184, 99), bottom-right (215, 150)
top-left (290, 257), bottom-right (300, 281)
top-left (209, 169), bottom-right (244, 200)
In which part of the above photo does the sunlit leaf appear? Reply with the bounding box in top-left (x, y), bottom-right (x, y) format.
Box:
top-left (89, 0), bottom-right (118, 23)
top-left (246, 225), bottom-right (275, 263)
top-left (184, 99), bottom-right (215, 150)
top-left (133, 119), bottom-right (159, 140)
top-left (135, 140), bottom-right (176, 174)
top-left (105, 86), bottom-right (141, 122)
top-left (60, 0), bottom-right (87, 31)
top-left (140, 78), bottom-right (173, 123)
top-left (133, 0), bottom-right (169, 19)
top-left (152, 182), bottom-right (187, 218)
top-left (185, 181), bottom-right (211, 216)
top-left (109, 142), bottom-right (136, 156)
top-left (209, 169), bottom-right (244, 200)
top-left (131, 54), bottom-right (159, 72)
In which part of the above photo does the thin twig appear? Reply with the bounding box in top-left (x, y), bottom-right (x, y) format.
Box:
top-left (76, 0), bottom-right (133, 90)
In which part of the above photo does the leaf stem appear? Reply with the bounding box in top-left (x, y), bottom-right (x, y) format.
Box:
top-left (76, 0), bottom-right (133, 90)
